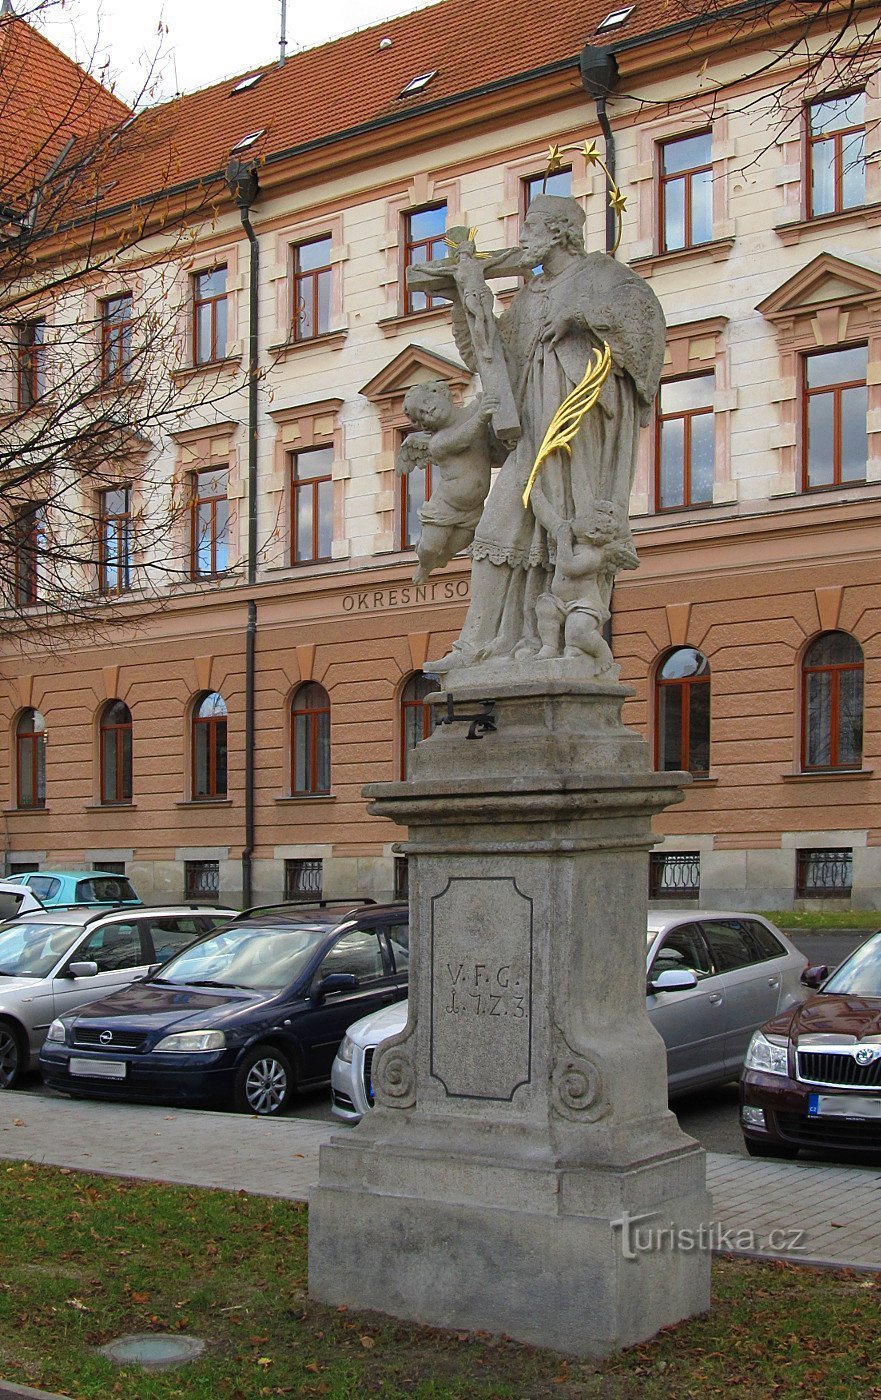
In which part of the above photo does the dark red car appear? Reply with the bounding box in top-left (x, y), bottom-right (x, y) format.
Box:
top-left (741, 930), bottom-right (881, 1158)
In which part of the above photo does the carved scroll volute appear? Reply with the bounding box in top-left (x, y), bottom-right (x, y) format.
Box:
top-left (372, 1027), bottom-right (416, 1110)
top-left (550, 1032), bottom-right (609, 1122)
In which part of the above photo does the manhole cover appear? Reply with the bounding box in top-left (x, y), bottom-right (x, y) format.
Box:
top-left (99, 1333), bottom-right (205, 1370)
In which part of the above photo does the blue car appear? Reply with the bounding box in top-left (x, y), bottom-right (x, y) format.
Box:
top-left (6, 869), bottom-right (141, 909)
top-left (39, 902), bottom-right (408, 1115)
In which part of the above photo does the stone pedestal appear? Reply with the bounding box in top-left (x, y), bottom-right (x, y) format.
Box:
top-left (308, 677), bottom-right (711, 1357)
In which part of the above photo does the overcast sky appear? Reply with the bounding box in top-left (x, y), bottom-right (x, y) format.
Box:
top-left (36, 0), bottom-right (440, 104)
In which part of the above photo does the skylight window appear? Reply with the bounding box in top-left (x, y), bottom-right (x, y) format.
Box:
top-left (230, 128), bottom-right (265, 153)
top-left (597, 5), bottom-right (634, 29)
top-left (398, 69), bottom-right (438, 99)
top-left (231, 72), bottom-right (264, 95)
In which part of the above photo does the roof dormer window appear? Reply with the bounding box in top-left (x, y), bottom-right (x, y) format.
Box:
top-left (231, 73), bottom-right (264, 95)
top-left (597, 5), bottom-right (634, 29)
top-left (230, 128), bottom-right (265, 153)
top-left (398, 69), bottom-right (438, 99)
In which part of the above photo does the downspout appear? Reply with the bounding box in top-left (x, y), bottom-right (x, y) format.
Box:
top-left (226, 159), bottom-right (260, 909)
top-left (579, 44), bottom-right (620, 256)
top-left (579, 44), bottom-right (620, 654)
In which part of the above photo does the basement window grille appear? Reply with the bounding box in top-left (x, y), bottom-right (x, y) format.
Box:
top-left (284, 858), bottom-right (323, 900)
top-left (649, 852), bottom-right (700, 900)
top-left (796, 848), bottom-right (852, 898)
top-left (184, 859), bottom-right (220, 901)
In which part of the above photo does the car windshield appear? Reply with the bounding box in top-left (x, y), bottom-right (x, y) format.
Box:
top-left (820, 932), bottom-right (881, 997)
top-left (0, 920), bottom-right (84, 978)
top-left (153, 923), bottom-right (329, 991)
top-left (74, 877), bottom-right (138, 903)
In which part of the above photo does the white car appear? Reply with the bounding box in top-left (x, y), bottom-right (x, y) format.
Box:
top-left (0, 882), bottom-right (45, 920)
top-left (331, 910), bottom-right (808, 1121)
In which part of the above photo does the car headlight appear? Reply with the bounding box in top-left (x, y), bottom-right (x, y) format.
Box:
top-left (153, 1030), bottom-right (226, 1053)
top-left (744, 1031), bottom-right (789, 1076)
top-left (45, 1019), bottom-right (66, 1044)
top-left (337, 1035), bottom-right (356, 1064)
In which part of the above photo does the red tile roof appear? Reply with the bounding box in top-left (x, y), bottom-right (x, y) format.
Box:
top-left (89, 0), bottom-right (683, 211)
top-left (0, 16), bottom-right (130, 203)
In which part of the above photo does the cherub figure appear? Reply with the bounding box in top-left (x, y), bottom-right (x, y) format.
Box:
top-left (396, 380), bottom-right (500, 584)
top-left (529, 480), bottom-right (638, 675)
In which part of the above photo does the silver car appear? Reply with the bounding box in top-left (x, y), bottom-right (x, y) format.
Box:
top-left (0, 904), bottom-right (235, 1089)
top-left (331, 910), bottom-right (808, 1121)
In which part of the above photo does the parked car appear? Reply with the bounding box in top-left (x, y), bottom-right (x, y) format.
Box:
top-left (39, 901), bottom-right (409, 1115)
top-left (741, 927), bottom-right (881, 1159)
top-left (331, 910), bottom-right (807, 1122)
top-left (0, 881), bottom-right (45, 920)
top-left (0, 905), bottom-right (234, 1089)
top-left (5, 869), bottom-right (141, 908)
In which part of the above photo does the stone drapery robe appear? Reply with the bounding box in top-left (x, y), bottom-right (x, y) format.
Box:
top-left (453, 250), bottom-right (665, 659)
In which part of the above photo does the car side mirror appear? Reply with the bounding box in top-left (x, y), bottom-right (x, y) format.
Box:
top-left (315, 972), bottom-right (359, 998)
top-left (139, 963), bottom-right (161, 980)
top-left (800, 964), bottom-right (828, 990)
top-left (65, 961), bottom-right (99, 979)
top-left (648, 968), bottom-right (698, 994)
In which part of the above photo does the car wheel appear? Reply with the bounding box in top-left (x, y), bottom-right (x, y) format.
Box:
top-left (234, 1045), bottom-right (294, 1116)
top-left (744, 1137), bottom-right (798, 1160)
top-left (0, 1020), bottom-right (24, 1090)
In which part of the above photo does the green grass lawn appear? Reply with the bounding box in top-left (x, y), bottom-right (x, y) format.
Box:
top-left (759, 910), bottom-right (881, 931)
top-left (1, 1164), bottom-right (880, 1399)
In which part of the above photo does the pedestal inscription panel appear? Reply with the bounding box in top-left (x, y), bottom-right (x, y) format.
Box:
top-left (429, 876), bottom-right (533, 1101)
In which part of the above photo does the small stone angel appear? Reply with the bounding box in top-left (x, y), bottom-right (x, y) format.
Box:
top-left (529, 479), bottom-right (638, 675)
top-left (396, 380), bottom-right (501, 583)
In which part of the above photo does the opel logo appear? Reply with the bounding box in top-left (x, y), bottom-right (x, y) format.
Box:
top-left (855, 1047), bottom-right (877, 1065)
top-left (100, 1030), bottom-right (113, 1044)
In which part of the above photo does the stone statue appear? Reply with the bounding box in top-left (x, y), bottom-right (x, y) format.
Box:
top-left (529, 480), bottom-right (638, 676)
top-left (407, 194), bottom-right (666, 679)
top-left (396, 382), bottom-right (503, 584)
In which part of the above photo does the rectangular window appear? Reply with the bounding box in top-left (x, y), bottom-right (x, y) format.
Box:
top-left (184, 859), bottom-right (220, 901)
top-left (808, 93), bottom-right (866, 218)
top-left (656, 374), bottom-right (715, 510)
top-left (393, 856), bottom-right (409, 901)
top-left (193, 267), bottom-right (228, 365)
top-left (100, 293), bottom-right (133, 387)
top-left (398, 428), bottom-right (432, 550)
top-left (190, 468), bottom-right (230, 577)
top-left (92, 860), bottom-right (126, 875)
top-left (659, 132), bottom-right (712, 252)
top-left (7, 861), bottom-right (39, 875)
top-left (13, 504), bottom-right (43, 606)
top-left (649, 852), bottom-right (701, 900)
top-left (522, 166), bottom-right (572, 214)
top-left (796, 848), bottom-right (852, 898)
top-left (284, 857), bottom-right (323, 900)
top-left (292, 236), bottom-right (332, 340)
top-left (98, 486), bottom-right (132, 594)
top-left (17, 319), bottom-right (45, 408)
top-left (803, 345), bottom-right (868, 490)
top-left (403, 203), bottom-right (447, 313)
top-left (290, 446), bottom-right (333, 563)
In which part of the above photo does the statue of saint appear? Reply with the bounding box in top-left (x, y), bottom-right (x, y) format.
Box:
top-left (409, 194), bottom-right (666, 675)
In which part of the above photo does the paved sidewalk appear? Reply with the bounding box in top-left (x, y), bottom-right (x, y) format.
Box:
top-left (3, 1095), bottom-right (881, 1270)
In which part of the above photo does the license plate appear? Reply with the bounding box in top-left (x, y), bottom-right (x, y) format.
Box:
top-left (69, 1058), bottom-right (127, 1080)
top-left (808, 1092), bottom-right (881, 1119)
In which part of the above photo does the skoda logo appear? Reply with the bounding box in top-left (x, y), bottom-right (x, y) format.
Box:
top-left (100, 1030), bottom-right (113, 1044)
top-left (855, 1047), bottom-right (877, 1065)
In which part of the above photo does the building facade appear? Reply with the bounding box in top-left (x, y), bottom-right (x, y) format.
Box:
top-left (2, 0), bottom-right (880, 909)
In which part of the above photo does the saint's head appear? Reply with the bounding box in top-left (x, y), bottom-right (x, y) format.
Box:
top-left (520, 194), bottom-right (586, 266)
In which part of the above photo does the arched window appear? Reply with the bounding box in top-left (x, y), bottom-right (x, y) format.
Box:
top-left (400, 672), bottom-right (436, 779)
top-left (802, 632), bottom-right (863, 771)
top-left (291, 683), bottom-right (330, 795)
top-left (100, 700), bottom-right (133, 805)
top-left (16, 708), bottom-right (46, 809)
top-left (192, 692), bottom-right (227, 800)
top-left (656, 648), bottom-right (711, 777)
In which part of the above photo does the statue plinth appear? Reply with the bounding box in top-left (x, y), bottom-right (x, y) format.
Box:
top-left (308, 679), bottom-right (711, 1356)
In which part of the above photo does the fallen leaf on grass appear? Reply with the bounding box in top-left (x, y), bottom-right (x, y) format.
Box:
top-left (66, 1297), bottom-right (88, 1311)
top-left (360, 1335), bottom-right (375, 1350)
top-left (256, 1357), bottom-right (272, 1368)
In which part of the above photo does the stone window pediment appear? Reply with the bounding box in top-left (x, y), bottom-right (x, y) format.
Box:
top-left (758, 253), bottom-right (881, 324)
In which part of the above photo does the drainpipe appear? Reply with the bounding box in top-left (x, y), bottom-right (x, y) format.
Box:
top-left (579, 44), bottom-right (619, 256)
top-left (580, 43), bottom-right (620, 656)
top-left (226, 159), bottom-right (260, 909)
